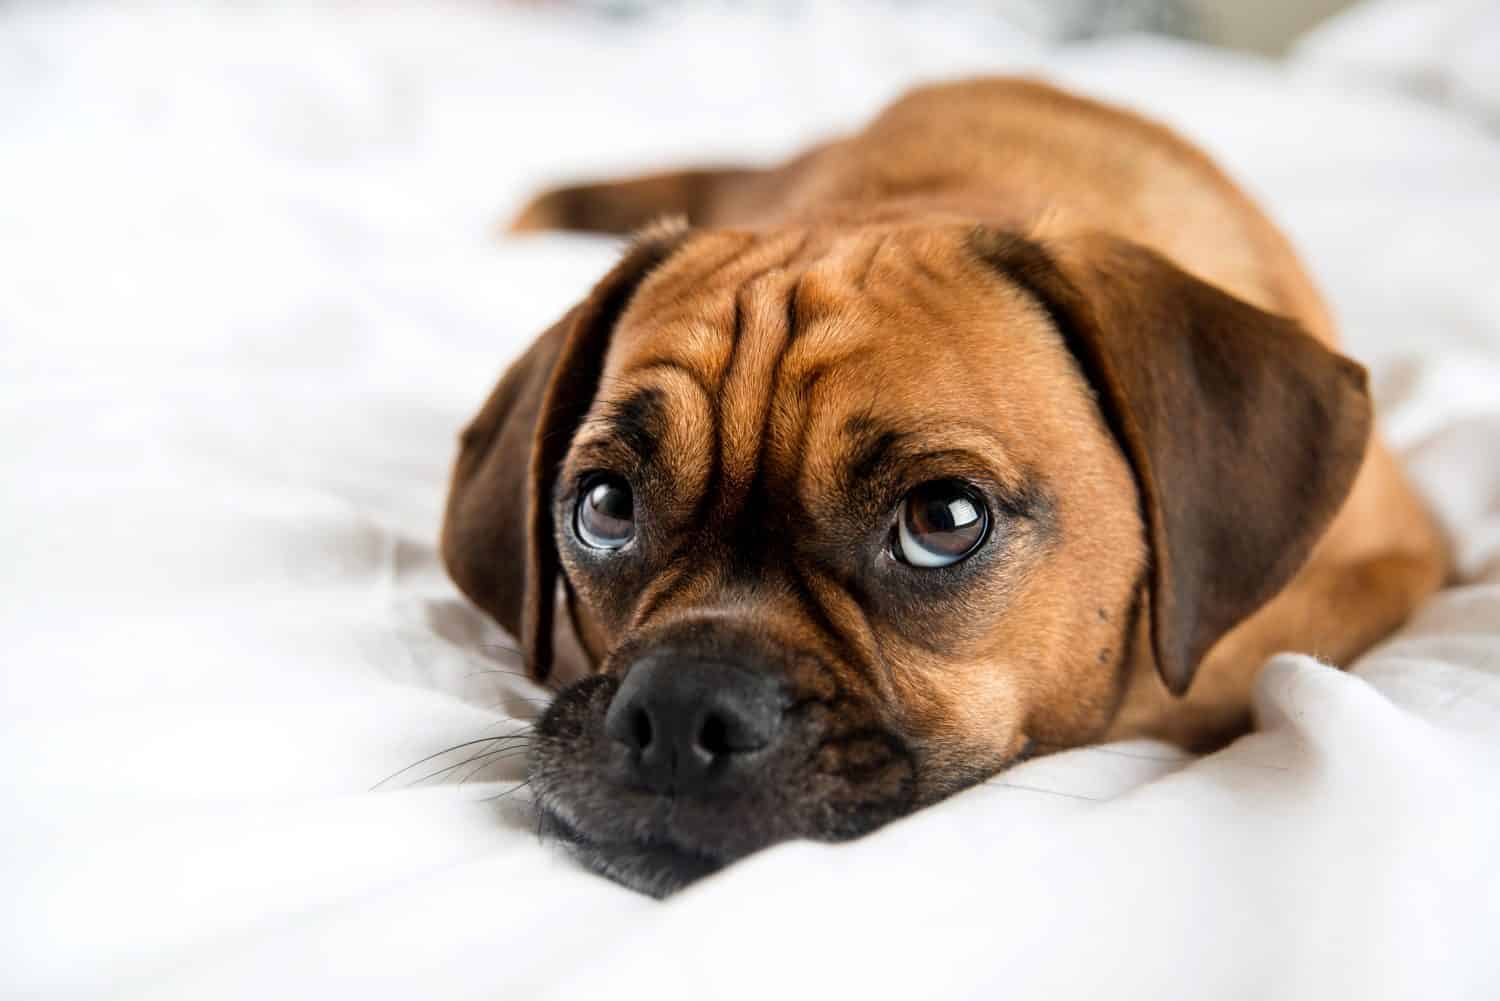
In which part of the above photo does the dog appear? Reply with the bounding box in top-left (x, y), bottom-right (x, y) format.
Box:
top-left (442, 78), bottom-right (1450, 896)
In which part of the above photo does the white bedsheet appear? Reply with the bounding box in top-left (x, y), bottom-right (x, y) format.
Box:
top-left (3, 3), bottom-right (1499, 999)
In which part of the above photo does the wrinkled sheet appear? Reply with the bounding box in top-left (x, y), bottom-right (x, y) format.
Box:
top-left (2, 3), bottom-right (1498, 999)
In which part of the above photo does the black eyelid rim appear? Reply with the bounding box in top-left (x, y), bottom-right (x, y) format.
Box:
top-left (578, 469), bottom-right (630, 493)
top-left (558, 470), bottom-right (637, 547)
top-left (572, 471), bottom-right (637, 550)
top-left (556, 467), bottom-right (629, 506)
top-left (892, 480), bottom-right (992, 567)
top-left (883, 469), bottom-right (1037, 529)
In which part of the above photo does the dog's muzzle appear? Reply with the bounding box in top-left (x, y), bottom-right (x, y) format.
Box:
top-left (528, 632), bottom-right (917, 897)
top-left (603, 652), bottom-right (786, 797)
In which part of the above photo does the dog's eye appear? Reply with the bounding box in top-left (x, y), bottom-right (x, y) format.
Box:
top-left (576, 475), bottom-right (635, 549)
top-left (895, 480), bottom-right (989, 567)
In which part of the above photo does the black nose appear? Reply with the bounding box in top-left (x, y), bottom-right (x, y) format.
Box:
top-left (604, 653), bottom-right (784, 796)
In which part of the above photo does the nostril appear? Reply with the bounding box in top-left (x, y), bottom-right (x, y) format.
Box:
top-left (697, 712), bottom-right (730, 758)
top-left (630, 707), bottom-right (654, 752)
top-left (604, 654), bottom-right (783, 790)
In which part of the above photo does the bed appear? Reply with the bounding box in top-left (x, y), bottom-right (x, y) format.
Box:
top-left (3, 2), bottom-right (1499, 998)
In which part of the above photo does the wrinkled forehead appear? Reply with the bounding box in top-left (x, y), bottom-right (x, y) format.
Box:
top-left (583, 225), bottom-right (1081, 480)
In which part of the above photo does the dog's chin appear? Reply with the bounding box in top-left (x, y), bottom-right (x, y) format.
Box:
top-left (539, 806), bottom-right (726, 898)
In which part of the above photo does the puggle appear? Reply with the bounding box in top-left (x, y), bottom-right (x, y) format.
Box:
top-left (442, 78), bottom-right (1449, 896)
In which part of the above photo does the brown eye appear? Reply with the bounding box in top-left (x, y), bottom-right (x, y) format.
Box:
top-left (895, 480), bottom-right (988, 567)
top-left (576, 475), bottom-right (635, 550)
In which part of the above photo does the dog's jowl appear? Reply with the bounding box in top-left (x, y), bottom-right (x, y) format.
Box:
top-left (442, 78), bottom-right (1450, 895)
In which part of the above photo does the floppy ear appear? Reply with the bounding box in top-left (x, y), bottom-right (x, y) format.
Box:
top-left (972, 230), bottom-right (1372, 695)
top-left (442, 222), bottom-right (690, 682)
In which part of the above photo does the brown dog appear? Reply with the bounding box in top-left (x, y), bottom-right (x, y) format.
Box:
top-left (443, 78), bottom-right (1449, 895)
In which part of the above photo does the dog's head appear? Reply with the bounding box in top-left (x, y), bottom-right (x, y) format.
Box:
top-left (442, 221), bottom-right (1370, 895)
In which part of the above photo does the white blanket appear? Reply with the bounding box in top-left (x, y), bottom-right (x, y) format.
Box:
top-left (3, 3), bottom-right (1499, 999)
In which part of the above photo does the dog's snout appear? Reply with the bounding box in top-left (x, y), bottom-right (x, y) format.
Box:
top-left (604, 654), bottom-right (783, 795)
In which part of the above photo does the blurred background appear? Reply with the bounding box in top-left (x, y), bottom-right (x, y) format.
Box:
top-left (540, 0), bottom-right (1360, 54)
top-left (1186, 0), bottom-right (1362, 53)
top-left (5, 2), bottom-right (1500, 999)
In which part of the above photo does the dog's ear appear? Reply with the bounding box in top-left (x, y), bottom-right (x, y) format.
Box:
top-left (971, 229), bottom-right (1371, 695)
top-left (442, 221), bottom-right (690, 682)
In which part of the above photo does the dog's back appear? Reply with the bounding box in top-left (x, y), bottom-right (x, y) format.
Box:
top-left (517, 79), bottom-right (1328, 339)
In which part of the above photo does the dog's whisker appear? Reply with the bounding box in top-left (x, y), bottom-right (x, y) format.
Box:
top-left (465, 668), bottom-right (532, 680)
top-left (981, 779), bottom-right (1105, 802)
top-left (407, 743), bottom-right (529, 788)
top-left (480, 778), bottom-right (535, 803)
top-left (482, 717), bottom-right (539, 734)
top-left (1061, 744), bottom-right (1291, 772)
top-left (458, 747), bottom-right (533, 787)
top-left (370, 732), bottom-right (535, 790)
top-left (1221, 759), bottom-right (1291, 772)
top-left (1062, 745), bottom-right (1191, 765)
top-left (475, 649), bottom-right (527, 669)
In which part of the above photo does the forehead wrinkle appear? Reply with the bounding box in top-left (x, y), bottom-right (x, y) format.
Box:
top-left (619, 357), bottom-right (715, 401)
top-left (759, 246), bottom-right (1040, 504)
top-left (718, 268), bottom-right (801, 500)
top-left (749, 315), bottom-right (873, 505)
top-left (788, 366), bottom-right (865, 506)
top-left (776, 300), bottom-right (869, 374)
top-left (629, 229), bottom-right (759, 308)
top-left (603, 228), bottom-right (819, 542)
top-left (867, 254), bottom-right (965, 325)
top-left (836, 230), bottom-right (889, 291)
top-left (897, 240), bottom-right (953, 288)
top-left (609, 228), bottom-right (798, 375)
top-left (791, 233), bottom-right (888, 320)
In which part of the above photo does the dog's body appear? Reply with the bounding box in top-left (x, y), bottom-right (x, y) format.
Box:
top-left (446, 79), bottom-right (1448, 894)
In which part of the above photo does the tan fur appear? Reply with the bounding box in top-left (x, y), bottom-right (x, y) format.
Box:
top-left (478, 77), bottom-right (1448, 762)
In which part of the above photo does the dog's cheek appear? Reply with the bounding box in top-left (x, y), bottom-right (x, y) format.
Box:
top-left (553, 536), bottom-right (642, 651)
top-left (868, 644), bottom-right (1025, 792)
top-left (763, 691), bottom-right (920, 839)
top-left (564, 593), bottom-right (613, 667)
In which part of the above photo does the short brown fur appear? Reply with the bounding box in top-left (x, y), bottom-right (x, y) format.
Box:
top-left (452, 77), bottom-right (1448, 806)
